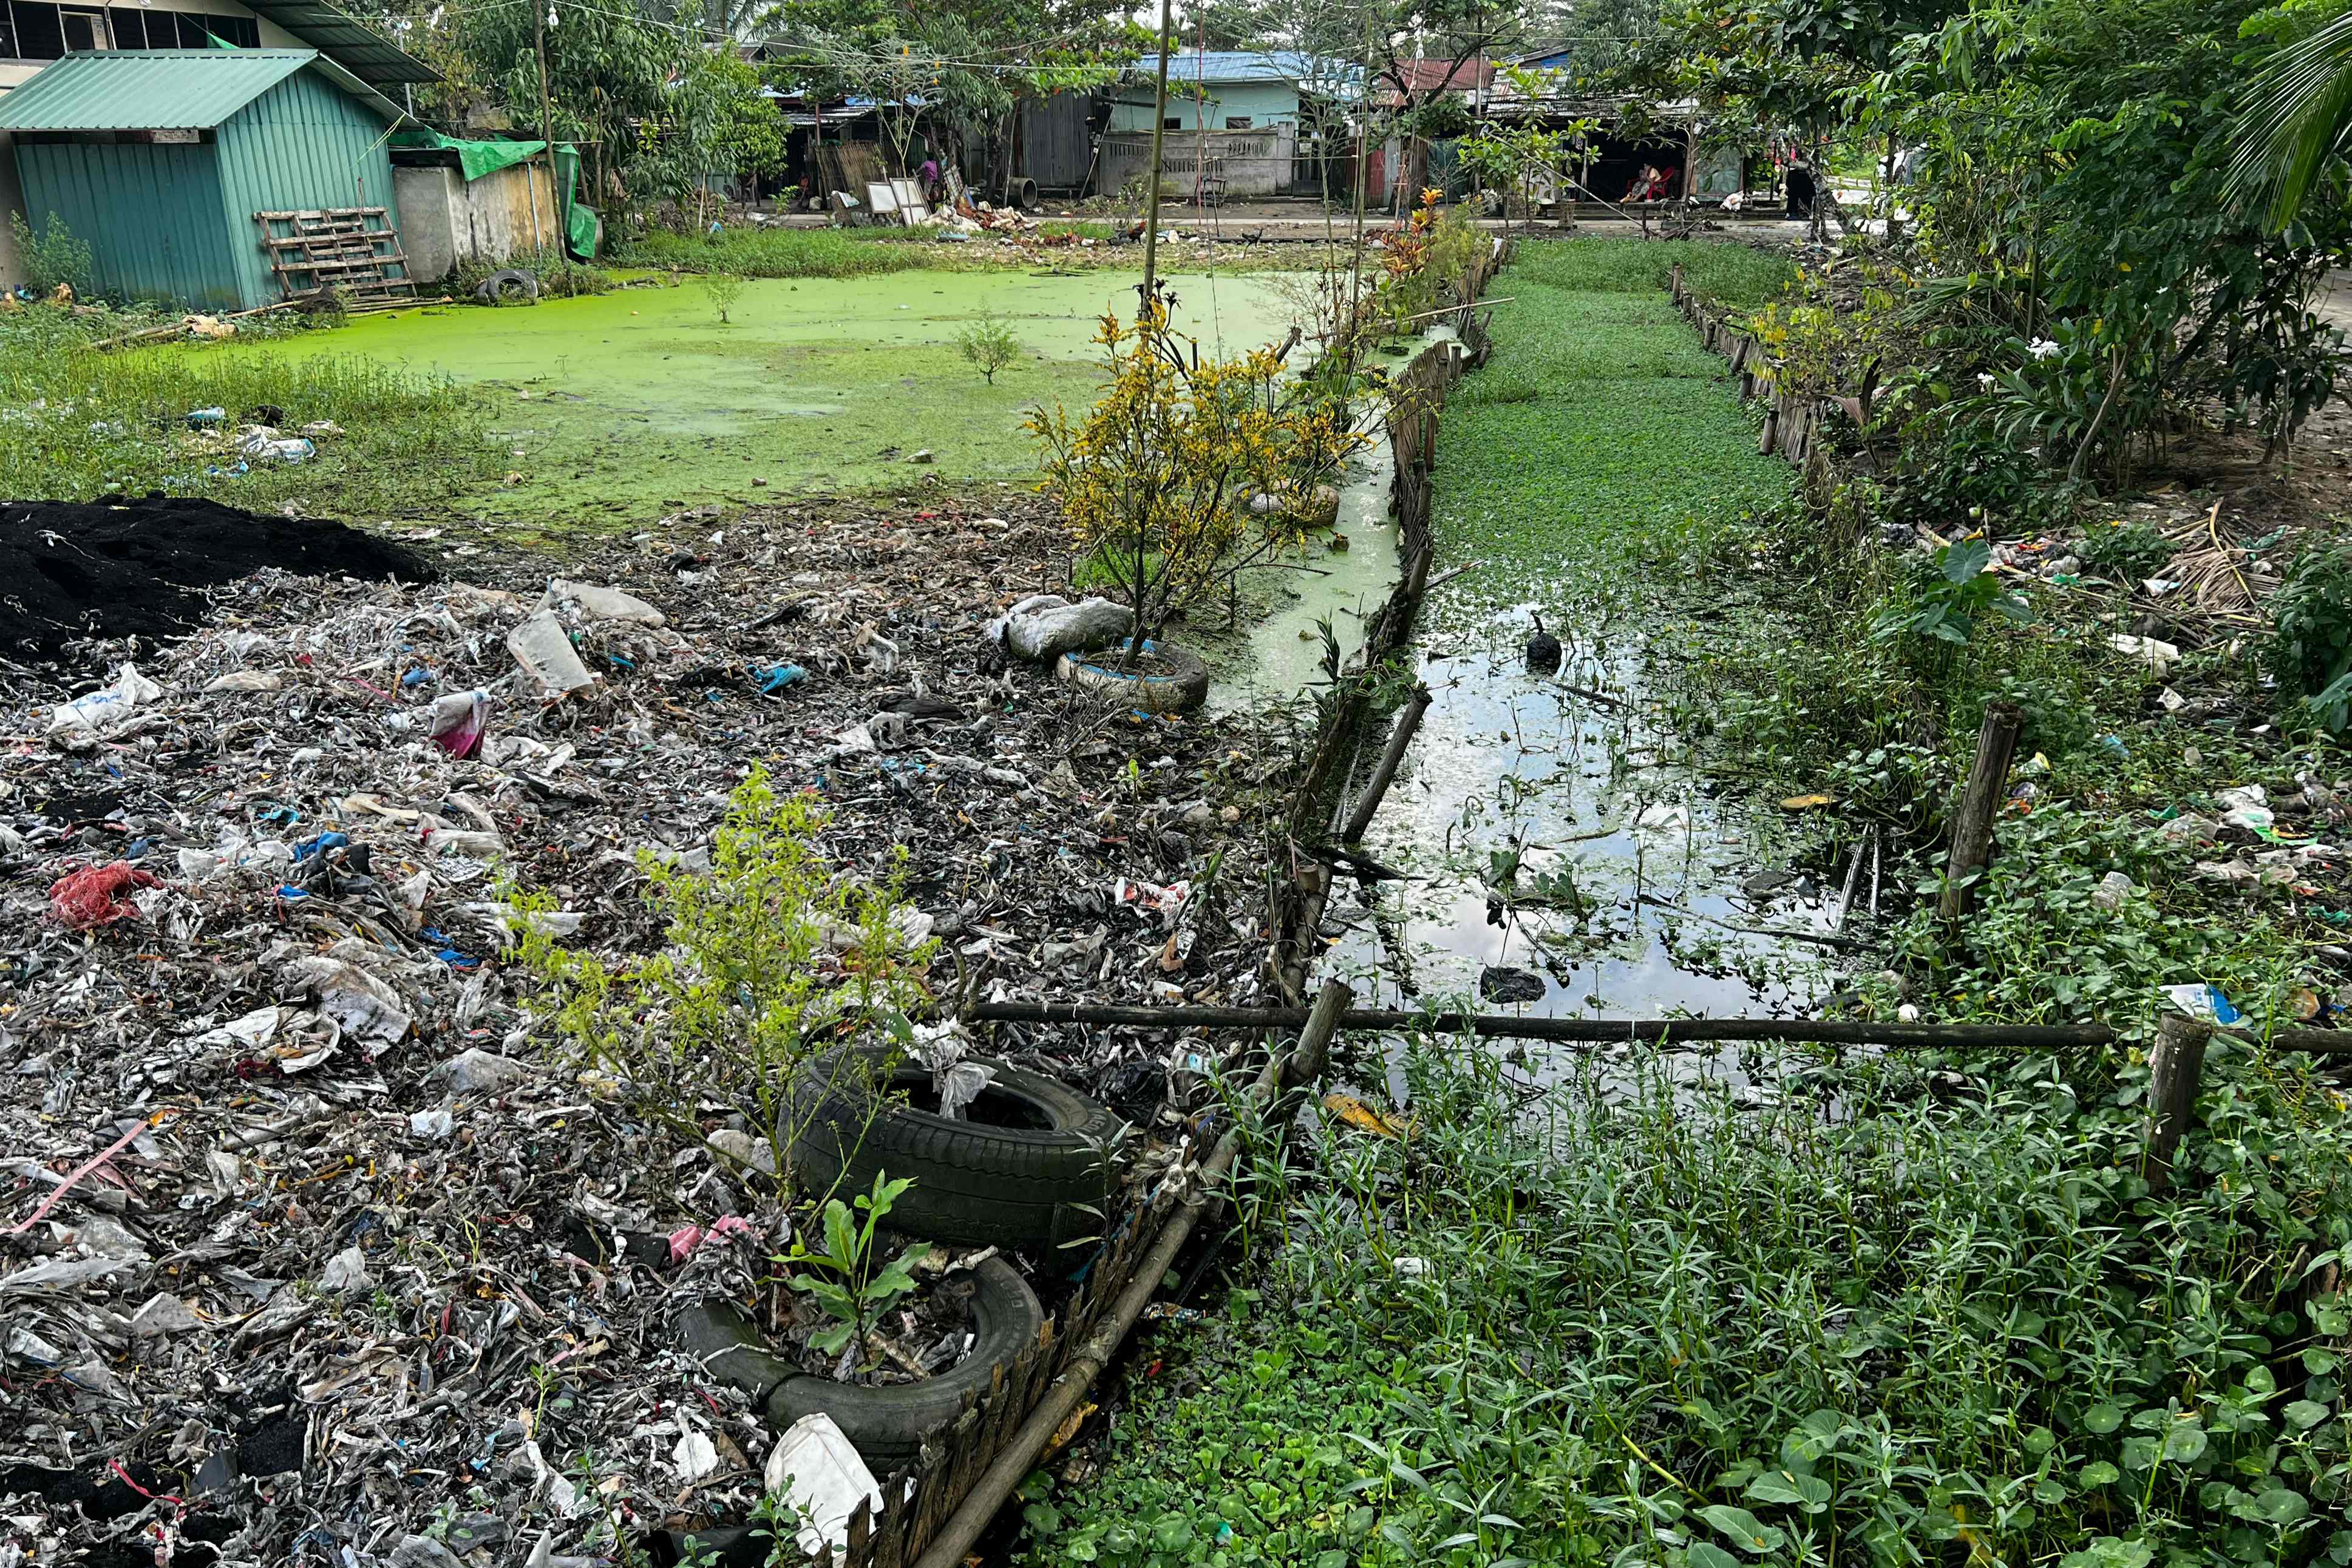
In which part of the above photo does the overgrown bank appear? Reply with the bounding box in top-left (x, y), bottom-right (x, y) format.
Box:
top-left (1015, 239), bottom-right (2352, 1568)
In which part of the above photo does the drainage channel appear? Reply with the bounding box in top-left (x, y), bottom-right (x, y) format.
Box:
top-left (1320, 259), bottom-right (1850, 1086)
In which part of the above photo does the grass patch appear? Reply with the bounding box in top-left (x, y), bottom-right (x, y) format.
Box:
top-left (608, 226), bottom-right (934, 279)
top-left (1024, 1033), bottom-right (2352, 1566)
top-left (0, 303), bottom-right (500, 517)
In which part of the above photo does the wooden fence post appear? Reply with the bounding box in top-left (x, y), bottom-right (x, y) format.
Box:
top-left (1939, 701), bottom-right (2024, 923)
top-left (2143, 1013), bottom-right (2212, 1190)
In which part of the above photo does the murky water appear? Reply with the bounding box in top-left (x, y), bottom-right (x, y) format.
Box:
top-left (1328, 620), bottom-right (1846, 1029)
top-left (194, 268), bottom-right (1300, 525)
top-left (1319, 275), bottom-right (1845, 1058)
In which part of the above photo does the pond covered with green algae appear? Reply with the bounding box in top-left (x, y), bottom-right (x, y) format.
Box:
top-left (1331, 241), bottom-right (1844, 1041)
top-left (211, 268), bottom-right (1302, 531)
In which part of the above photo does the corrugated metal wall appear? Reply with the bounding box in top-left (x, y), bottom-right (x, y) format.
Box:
top-left (13, 137), bottom-right (240, 307)
top-left (1017, 92), bottom-right (1092, 191)
top-left (213, 68), bottom-right (399, 307)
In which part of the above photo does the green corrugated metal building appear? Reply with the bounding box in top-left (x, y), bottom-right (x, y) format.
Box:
top-left (0, 49), bottom-right (406, 309)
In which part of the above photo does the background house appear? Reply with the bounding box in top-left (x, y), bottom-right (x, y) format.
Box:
top-left (1101, 49), bottom-right (1356, 200)
top-left (0, 48), bottom-right (411, 307)
top-left (0, 0), bottom-right (438, 291)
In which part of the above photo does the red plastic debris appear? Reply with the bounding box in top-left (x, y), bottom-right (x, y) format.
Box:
top-left (667, 1213), bottom-right (756, 1263)
top-left (47, 861), bottom-right (161, 929)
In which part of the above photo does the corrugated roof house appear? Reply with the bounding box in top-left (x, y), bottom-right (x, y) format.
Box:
top-left (0, 49), bottom-right (408, 307)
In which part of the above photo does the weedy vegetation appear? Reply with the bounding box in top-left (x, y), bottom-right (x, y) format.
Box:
top-left (1021, 236), bottom-right (2352, 1568)
top-left (0, 298), bottom-right (501, 516)
top-left (504, 765), bottom-right (936, 1178)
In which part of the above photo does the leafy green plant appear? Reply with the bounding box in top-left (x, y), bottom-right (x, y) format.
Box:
top-left (747, 1489), bottom-right (809, 1566)
top-left (505, 765), bottom-right (936, 1175)
top-left (9, 210), bottom-right (93, 297)
top-left (2266, 541), bottom-right (2352, 732)
top-left (1870, 538), bottom-right (2033, 645)
top-left (2079, 519), bottom-right (2178, 583)
top-left (784, 1171), bottom-right (931, 1360)
top-left (697, 270), bottom-right (747, 325)
top-left (955, 313), bottom-right (1021, 384)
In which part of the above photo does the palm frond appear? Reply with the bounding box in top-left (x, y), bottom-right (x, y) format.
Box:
top-left (2229, 8), bottom-right (2352, 229)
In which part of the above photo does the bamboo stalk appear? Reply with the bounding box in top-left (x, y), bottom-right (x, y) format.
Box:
top-left (964, 1000), bottom-right (2352, 1057)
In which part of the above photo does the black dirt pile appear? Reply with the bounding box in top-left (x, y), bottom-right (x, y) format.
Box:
top-left (0, 494), bottom-right (433, 660)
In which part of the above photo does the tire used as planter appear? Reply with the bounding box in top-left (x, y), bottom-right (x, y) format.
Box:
top-left (764, 1255), bottom-right (1044, 1469)
top-left (784, 1045), bottom-right (1120, 1251)
top-left (1055, 637), bottom-right (1210, 715)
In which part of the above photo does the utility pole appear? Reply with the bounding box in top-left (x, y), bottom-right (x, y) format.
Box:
top-left (1137, 0), bottom-right (1174, 322)
top-left (1347, 7), bottom-right (1373, 324)
top-left (533, 1), bottom-right (560, 228)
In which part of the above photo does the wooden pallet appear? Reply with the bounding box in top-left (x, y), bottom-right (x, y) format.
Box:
top-left (254, 207), bottom-right (416, 302)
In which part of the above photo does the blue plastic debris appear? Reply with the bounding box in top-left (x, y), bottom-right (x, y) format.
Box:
top-left (293, 830), bottom-right (348, 863)
top-left (753, 662), bottom-right (807, 695)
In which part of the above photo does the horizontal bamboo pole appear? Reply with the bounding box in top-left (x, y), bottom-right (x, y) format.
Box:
top-left (964, 1000), bottom-right (2352, 1056)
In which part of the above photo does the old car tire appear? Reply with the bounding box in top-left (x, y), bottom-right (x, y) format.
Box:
top-left (784, 1045), bottom-right (1120, 1249)
top-left (763, 1256), bottom-right (1042, 1469)
top-left (1054, 638), bottom-right (1211, 715)
top-left (475, 268), bottom-right (540, 304)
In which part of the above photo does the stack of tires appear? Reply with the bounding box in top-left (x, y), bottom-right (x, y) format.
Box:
top-left (704, 1047), bottom-right (1122, 1471)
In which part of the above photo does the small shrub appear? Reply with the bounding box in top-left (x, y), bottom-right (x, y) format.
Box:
top-left (10, 211), bottom-right (93, 297)
top-left (2266, 541), bottom-right (2352, 731)
top-left (503, 766), bottom-right (936, 1174)
top-left (1028, 291), bottom-right (1367, 643)
top-left (698, 270), bottom-right (747, 324)
top-left (954, 313), bottom-right (1021, 384)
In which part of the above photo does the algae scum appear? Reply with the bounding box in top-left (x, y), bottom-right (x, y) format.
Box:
top-left (211, 269), bottom-right (1302, 528)
top-left (1336, 244), bottom-right (1839, 1036)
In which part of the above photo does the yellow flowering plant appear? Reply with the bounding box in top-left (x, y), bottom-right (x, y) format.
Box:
top-left (1026, 288), bottom-right (1367, 654)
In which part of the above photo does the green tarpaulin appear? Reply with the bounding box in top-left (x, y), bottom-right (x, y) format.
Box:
top-left (389, 129), bottom-right (548, 184)
top-left (553, 143), bottom-right (599, 262)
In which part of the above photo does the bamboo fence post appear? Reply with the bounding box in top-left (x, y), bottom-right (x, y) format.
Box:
top-left (1341, 684), bottom-right (1432, 843)
top-left (1939, 701), bottom-right (2024, 923)
top-left (2143, 1014), bottom-right (2212, 1190)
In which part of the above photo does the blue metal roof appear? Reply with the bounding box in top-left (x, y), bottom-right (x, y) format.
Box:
top-left (1122, 50), bottom-right (1357, 88)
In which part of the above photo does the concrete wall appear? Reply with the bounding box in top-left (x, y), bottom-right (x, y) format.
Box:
top-left (393, 158), bottom-right (560, 282)
top-left (1108, 78), bottom-right (1302, 134)
top-left (1099, 123), bottom-right (1300, 199)
top-left (0, 0), bottom-right (306, 287)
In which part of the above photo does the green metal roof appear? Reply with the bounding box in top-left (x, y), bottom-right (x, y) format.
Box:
top-left (0, 49), bottom-right (403, 134)
top-left (237, 0), bottom-right (442, 88)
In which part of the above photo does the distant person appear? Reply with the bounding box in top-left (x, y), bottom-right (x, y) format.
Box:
top-left (1785, 161), bottom-right (1815, 218)
top-left (1624, 164), bottom-right (1661, 202)
top-left (919, 155), bottom-right (945, 207)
